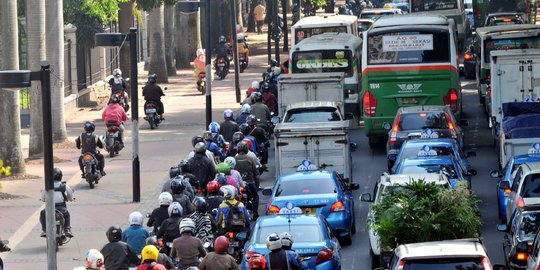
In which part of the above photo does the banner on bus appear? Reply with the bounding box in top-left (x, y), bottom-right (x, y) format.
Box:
top-left (382, 34), bottom-right (434, 52)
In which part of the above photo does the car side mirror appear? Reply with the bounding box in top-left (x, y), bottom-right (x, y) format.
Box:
top-left (499, 181), bottom-right (510, 189)
top-left (360, 193), bottom-right (373, 202)
top-left (262, 187), bottom-right (273, 196)
top-left (467, 169), bottom-right (477, 176)
top-left (497, 224), bottom-right (508, 232)
top-left (460, 119), bottom-right (469, 127)
top-left (491, 170), bottom-right (501, 178)
top-left (350, 143), bottom-right (357, 152)
top-left (344, 113), bottom-right (354, 120)
top-left (236, 231), bottom-right (248, 241)
top-left (465, 151), bottom-right (476, 157)
top-left (349, 183), bottom-right (360, 191)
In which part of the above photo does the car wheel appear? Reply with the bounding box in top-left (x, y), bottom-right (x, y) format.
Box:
top-left (339, 233), bottom-right (352, 246)
top-left (351, 218), bottom-right (356, 234)
top-left (370, 249), bottom-right (380, 269)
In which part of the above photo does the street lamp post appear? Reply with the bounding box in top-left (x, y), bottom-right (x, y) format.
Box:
top-left (0, 62), bottom-right (56, 270)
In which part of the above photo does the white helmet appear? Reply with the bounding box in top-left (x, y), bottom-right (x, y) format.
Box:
top-left (84, 249), bottom-right (104, 269)
top-left (159, 192), bottom-right (173, 206)
top-left (179, 218), bottom-right (196, 234)
top-left (280, 232), bottom-right (294, 248)
top-left (196, 48), bottom-right (205, 57)
top-left (220, 185), bottom-right (236, 200)
top-left (251, 81), bottom-right (260, 89)
top-left (241, 104), bottom-right (251, 114)
top-left (113, 68), bottom-right (122, 77)
top-left (168, 202), bottom-right (183, 217)
top-left (266, 233), bottom-right (282, 251)
top-left (128, 211), bottom-right (144, 226)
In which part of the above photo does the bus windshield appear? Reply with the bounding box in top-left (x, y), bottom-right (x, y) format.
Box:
top-left (367, 30), bottom-right (450, 65)
top-left (294, 26), bottom-right (348, 44)
top-left (484, 36), bottom-right (540, 63)
top-left (411, 0), bottom-right (458, 12)
top-left (292, 50), bottom-right (354, 76)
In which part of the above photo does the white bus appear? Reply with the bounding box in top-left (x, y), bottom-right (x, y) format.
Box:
top-left (290, 14), bottom-right (359, 45)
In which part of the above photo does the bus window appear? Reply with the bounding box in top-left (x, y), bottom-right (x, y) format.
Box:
top-left (484, 36), bottom-right (540, 63)
top-left (367, 30), bottom-right (450, 65)
top-left (291, 50), bottom-right (353, 77)
top-left (411, 0), bottom-right (458, 12)
top-left (295, 26), bottom-right (348, 43)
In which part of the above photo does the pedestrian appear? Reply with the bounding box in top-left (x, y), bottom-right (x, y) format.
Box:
top-left (254, 2), bottom-right (266, 35)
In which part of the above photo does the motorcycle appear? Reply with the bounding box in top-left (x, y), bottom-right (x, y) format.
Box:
top-left (105, 120), bottom-right (123, 158)
top-left (226, 231), bottom-right (248, 263)
top-left (54, 209), bottom-right (70, 251)
top-left (214, 58), bottom-right (228, 80)
top-left (0, 238), bottom-right (10, 269)
top-left (197, 72), bottom-right (206, 95)
top-left (144, 101), bottom-right (162, 130)
top-left (81, 152), bottom-right (102, 188)
top-left (239, 53), bottom-right (249, 73)
top-left (109, 78), bottom-right (130, 112)
top-left (239, 186), bottom-right (257, 222)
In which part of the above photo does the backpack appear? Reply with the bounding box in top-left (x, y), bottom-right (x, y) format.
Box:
top-left (111, 77), bottom-right (124, 92)
top-left (54, 182), bottom-right (68, 202)
top-left (163, 219), bottom-right (181, 242)
top-left (225, 201), bottom-right (245, 231)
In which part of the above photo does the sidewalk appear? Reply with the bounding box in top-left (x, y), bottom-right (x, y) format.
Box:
top-left (0, 28), bottom-right (285, 269)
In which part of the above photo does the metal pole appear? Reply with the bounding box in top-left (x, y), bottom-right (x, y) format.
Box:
top-left (231, 0), bottom-right (241, 103)
top-left (274, 0), bottom-right (280, 63)
top-left (40, 62), bottom-right (57, 270)
top-left (205, 0), bottom-right (213, 127)
top-left (267, 0), bottom-right (272, 64)
top-left (282, 0), bottom-right (289, 52)
top-left (129, 28), bottom-right (140, 202)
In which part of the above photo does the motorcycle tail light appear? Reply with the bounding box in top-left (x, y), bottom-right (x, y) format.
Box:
top-left (158, 238), bottom-right (164, 248)
top-left (84, 154), bottom-right (92, 160)
top-left (227, 232), bottom-right (235, 239)
top-left (316, 248), bottom-right (334, 264)
top-left (245, 251), bottom-right (260, 261)
top-left (219, 59), bottom-right (225, 63)
top-left (516, 252), bottom-right (528, 260)
top-left (117, 92), bottom-right (123, 97)
top-left (200, 73), bottom-right (206, 78)
top-left (108, 127), bottom-right (117, 132)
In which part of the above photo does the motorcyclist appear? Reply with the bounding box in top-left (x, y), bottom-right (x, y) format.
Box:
top-left (142, 74), bottom-right (165, 120)
top-left (267, 59), bottom-right (279, 72)
top-left (194, 48), bottom-right (207, 79)
top-left (109, 68), bottom-right (128, 96)
top-left (39, 168), bottom-right (74, 238)
top-left (215, 36), bottom-right (231, 71)
top-left (215, 172), bottom-right (239, 191)
top-left (261, 82), bottom-right (278, 115)
top-left (187, 135), bottom-right (217, 166)
top-left (242, 81), bottom-right (259, 105)
top-left (220, 109), bottom-right (240, 143)
top-left (206, 180), bottom-right (224, 217)
top-left (250, 92), bottom-right (272, 132)
top-left (264, 233), bottom-right (304, 270)
top-left (218, 160), bottom-right (244, 189)
top-left (199, 236), bottom-right (239, 270)
top-left (164, 161), bottom-right (198, 199)
top-left (203, 131), bottom-right (225, 161)
top-left (137, 245), bottom-right (167, 270)
top-left (145, 236), bottom-right (176, 269)
top-left (188, 142), bottom-right (217, 193)
top-left (240, 124), bottom-right (258, 153)
top-left (170, 218), bottom-right (208, 268)
top-left (237, 33), bottom-right (249, 60)
top-left (234, 142), bottom-right (260, 220)
top-left (280, 232), bottom-right (294, 251)
top-left (248, 253), bottom-right (267, 270)
top-left (73, 249), bottom-right (104, 270)
top-left (227, 132), bottom-right (245, 157)
top-left (246, 116), bottom-right (269, 165)
top-left (76, 121), bottom-right (106, 177)
top-left (101, 226), bottom-right (140, 270)
top-left (157, 202), bottom-right (184, 255)
top-left (147, 192), bottom-right (174, 234)
top-left (122, 211), bottom-right (149, 254)
top-left (171, 177), bottom-right (194, 215)
top-left (216, 185), bottom-right (250, 235)
top-left (190, 197), bottom-right (217, 245)
top-left (102, 95), bottom-right (128, 146)
top-left (209, 122), bottom-right (226, 150)
top-left (238, 137), bottom-right (263, 170)
top-left (236, 104), bottom-right (251, 126)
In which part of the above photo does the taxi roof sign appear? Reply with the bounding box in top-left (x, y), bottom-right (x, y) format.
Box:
top-left (297, 160), bottom-right (318, 171)
top-left (420, 128), bottom-right (439, 139)
top-left (279, 202), bottom-right (303, 215)
top-left (418, 145), bottom-right (438, 157)
top-left (528, 143), bottom-right (540, 155)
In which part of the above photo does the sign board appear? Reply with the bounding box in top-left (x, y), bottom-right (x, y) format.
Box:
top-left (383, 34), bottom-right (433, 52)
top-left (279, 202), bottom-right (303, 215)
top-left (296, 59), bottom-right (349, 69)
top-left (529, 143), bottom-right (540, 155)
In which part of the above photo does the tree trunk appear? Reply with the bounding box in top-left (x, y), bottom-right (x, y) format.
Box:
top-left (0, 0), bottom-right (26, 174)
top-left (237, 0), bottom-right (244, 28)
top-left (27, 0), bottom-right (46, 159)
top-left (148, 5), bottom-right (168, 83)
top-left (164, 4), bottom-right (177, 76)
top-left (176, 9), bottom-right (200, 69)
top-left (118, 1), bottom-right (133, 78)
top-left (46, 0), bottom-right (67, 142)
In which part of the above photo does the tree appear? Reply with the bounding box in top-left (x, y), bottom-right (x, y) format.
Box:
top-left (0, 0), bottom-right (26, 174)
top-left (138, 0), bottom-right (168, 83)
top-left (176, 7), bottom-right (200, 69)
top-left (26, 0), bottom-right (46, 158)
top-left (164, 2), bottom-right (177, 75)
top-left (118, 1), bottom-right (134, 78)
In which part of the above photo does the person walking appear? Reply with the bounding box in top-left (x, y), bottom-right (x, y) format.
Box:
top-left (254, 2), bottom-right (266, 35)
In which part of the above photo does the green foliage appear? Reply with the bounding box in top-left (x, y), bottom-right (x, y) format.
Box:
top-left (135, 0), bottom-right (162, 11)
top-left (368, 180), bottom-right (482, 251)
top-left (304, 0), bottom-right (326, 8)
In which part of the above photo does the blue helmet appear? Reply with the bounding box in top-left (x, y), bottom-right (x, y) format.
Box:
top-left (209, 122), bottom-right (220, 134)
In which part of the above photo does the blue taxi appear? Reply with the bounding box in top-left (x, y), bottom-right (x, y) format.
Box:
top-left (262, 167), bottom-right (359, 244)
top-left (240, 214), bottom-right (342, 270)
top-left (491, 153), bottom-right (540, 223)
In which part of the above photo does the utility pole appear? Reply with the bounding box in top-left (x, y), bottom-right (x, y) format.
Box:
top-left (231, 0), bottom-right (242, 103)
top-left (205, 0), bottom-right (213, 126)
top-left (274, 0), bottom-right (280, 63)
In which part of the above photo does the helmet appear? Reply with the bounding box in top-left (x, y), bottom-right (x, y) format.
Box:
top-left (53, 168), bottom-right (63, 181)
top-left (113, 68), bottom-right (122, 77)
top-left (224, 157), bottom-right (236, 168)
top-left (158, 192), bottom-right (173, 205)
top-left (145, 236), bottom-right (159, 247)
top-left (219, 35), bottom-right (226, 44)
top-left (192, 196), bottom-right (208, 213)
top-left (203, 131), bottom-right (213, 141)
top-left (262, 71), bottom-right (269, 80)
top-left (168, 202), bottom-right (183, 217)
top-left (247, 114), bottom-right (258, 125)
top-left (110, 95), bottom-right (120, 103)
top-left (216, 163), bottom-right (231, 175)
top-left (261, 82), bottom-right (270, 92)
top-left (179, 159), bottom-right (190, 173)
top-left (270, 59), bottom-right (278, 67)
top-left (236, 141), bottom-right (249, 154)
top-left (128, 211), bottom-right (144, 226)
top-left (266, 233), bottom-right (282, 251)
top-left (106, 225), bottom-right (122, 242)
top-left (232, 131), bottom-right (245, 143)
top-left (206, 180), bottom-right (220, 193)
top-left (248, 254), bottom-right (267, 270)
top-left (252, 92), bottom-right (263, 102)
top-left (215, 173), bottom-right (228, 186)
top-left (196, 48), bottom-right (205, 57)
top-left (241, 104), bottom-right (251, 114)
top-left (251, 81), bottom-right (260, 89)
top-left (170, 177), bottom-right (186, 194)
top-left (224, 109), bottom-right (234, 119)
top-left (271, 66), bottom-right (281, 75)
top-left (214, 236), bottom-right (230, 253)
top-left (148, 74), bottom-right (157, 84)
top-left (179, 218), bottom-right (196, 234)
top-left (247, 87), bottom-right (257, 97)
top-left (194, 142), bottom-right (206, 154)
top-left (220, 184), bottom-right (236, 200)
top-left (192, 136), bottom-right (204, 147)
top-left (85, 249), bottom-right (104, 269)
top-left (84, 121), bottom-right (95, 133)
top-left (240, 123), bottom-right (250, 135)
top-left (242, 139), bottom-right (253, 151)
top-left (237, 33), bottom-right (246, 43)
top-left (141, 245), bottom-right (159, 262)
top-left (209, 122), bottom-right (220, 134)
top-left (280, 232), bottom-right (294, 248)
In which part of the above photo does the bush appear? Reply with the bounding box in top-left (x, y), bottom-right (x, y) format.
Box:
top-left (368, 180), bottom-right (482, 251)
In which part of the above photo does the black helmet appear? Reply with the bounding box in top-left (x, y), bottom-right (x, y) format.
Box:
top-left (262, 72), bottom-right (269, 80)
top-left (192, 196), bottom-right (208, 213)
top-left (237, 141), bottom-right (249, 154)
top-left (145, 236), bottom-right (159, 247)
top-left (261, 82), bottom-right (270, 92)
top-left (240, 123), bottom-right (250, 135)
top-left (219, 35), bottom-right (226, 44)
top-left (252, 91), bottom-right (263, 102)
top-left (53, 168), bottom-right (63, 181)
top-left (170, 177), bottom-right (186, 194)
top-left (247, 115), bottom-right (258, 125)
top-left (192, 136), bottom-right (204, 147)
top-left (232, 131), bottom-right (245, 143)
top-left (106, 225), bottom-right (122, 242)
top-left (270, 59), bottom-right (278, 67)
top-left (84, 121), bottom-right (95, 133)
top-left (194, 142), bottom-right (206, 154)
top-left (179, 160), bottom-right (190, 173)
top-left (110, 96), bottom-right (120, 104)
top-left (148, 74), bottom-right (157, 84)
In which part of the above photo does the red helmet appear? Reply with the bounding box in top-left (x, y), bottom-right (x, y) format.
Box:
top-left (248, 254), bottom-right (267, 270)
top-left (206, 180), bottom-right (220, 193)
top-left (242, 139), bottom-right (253, 151)
top-left (214, 236), bottom-right (229, 253)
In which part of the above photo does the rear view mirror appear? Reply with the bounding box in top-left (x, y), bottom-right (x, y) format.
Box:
top-left (499, 180), bottom-right (510, 189)
top-left (262, 187), bottom-right (273, 196)
top-left (491, 170), bottom-right (501, 178)
top-left (360, 193), bottom-right (373, 202)
top-left (350, 143), bottom-right (357, 152)
top-left (497, 224), bottom-right (508, 232)
top-left (236, 231), bottom-right (248, 241)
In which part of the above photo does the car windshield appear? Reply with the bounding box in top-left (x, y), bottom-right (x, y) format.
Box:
top-left (401, 145), bottom-right (456, 160)
top-left (398, 112), bottom-right (449, 130)
top-left (403, 257), bottom-right (485, 270)
top-left (358, 22), bottom-right (373, 32)
top-left (520, 212), bottom-right (540, 238)
top-left (520, 173), bottom-right (540, 198)
top-left (294, 26), bottom-right (348, 44)
top-left (484, 36), bottom-right (540, 63)
top-left (284, 108), bottom-right (341, 123)
top-left (401, 164), bottom-right (458, 179)
top-left (487, 17), bottom-right (523, 26)
top-left (411, 0), bottom-right (458, 12)
top-left (361, 12), bottom-right (395, 19)
top-left (275, 178), bottom-right (336, 196)
top-left (256, 225), bottom-right (322, 243)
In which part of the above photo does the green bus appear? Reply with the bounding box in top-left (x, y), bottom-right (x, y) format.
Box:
top-left (361, 15), bottom-right (460, 148)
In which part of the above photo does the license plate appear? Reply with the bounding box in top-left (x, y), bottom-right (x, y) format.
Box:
top-left (402, 97), bottom-right (418, 104)
top-left (218, 63), bottom-right (225, 66)
top-left (301, 208), bottom-right (317, 215)
top-left (145, 108), bottom-right (156, 114)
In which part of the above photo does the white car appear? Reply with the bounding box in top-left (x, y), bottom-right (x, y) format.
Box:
top-left (503, 162), bottom-right (540, 227)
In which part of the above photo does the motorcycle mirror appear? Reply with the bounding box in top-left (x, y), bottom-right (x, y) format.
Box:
top-left (164, 87), bottom-right (168, 90)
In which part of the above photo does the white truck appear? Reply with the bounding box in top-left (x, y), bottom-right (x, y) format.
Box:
top-left (489, 49), bottom-right (540, 168)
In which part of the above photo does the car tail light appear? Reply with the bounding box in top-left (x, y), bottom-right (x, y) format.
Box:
top-left (330, 200), bottom-right (345, 212)
top-left (482, 257), bottom-right (492, 270)
top-left (444, 88), bottom-right (459, 111)
top-left (486, 73), bottom-right (491, 84)
top-left (516, 252), bottom-right (528, 260)
top-left (518, 196), bottom-right (525, 209)
top-left (389, 115), bottom-right (400, 145)
top-left (316, 248), bottom-right (334, 264)
top-left (504, 188), bottom-right (511, 196)
top-left (268, 205), bottom-right (280, 214)
top-left (464, 53), bottom-right (474, 60)
top-left (245, 251), bottom-right (260, 261)
top-left (363, 91), bottom-right (377, 117)
top-left (397, 260), bottom-right (405, 270)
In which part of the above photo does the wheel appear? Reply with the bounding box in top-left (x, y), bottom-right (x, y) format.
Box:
top-left (339, 233), bottom-right (352, 246)
top-left (149, 117), bottom-right (155, 130)
top-left (370, 249), bottom-right (380, 269)
top-left (88, 180), bottom-right (95, 189)
top-left (351, 215), bottom-right (356, 234)
top-left (109, 150), bottom-right (115, 158)
top-left (201, 85), bottom-right (206, 95)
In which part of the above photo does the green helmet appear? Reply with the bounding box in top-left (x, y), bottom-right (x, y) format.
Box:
top-left (216, 163), bottom-right (231, 175)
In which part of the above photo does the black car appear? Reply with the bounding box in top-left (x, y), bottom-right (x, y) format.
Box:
top-left (484, 12), bottom-right (526, 26)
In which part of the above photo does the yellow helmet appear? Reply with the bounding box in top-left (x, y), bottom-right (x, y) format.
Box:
top-left (141, 245), bottom-right (159, 262)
